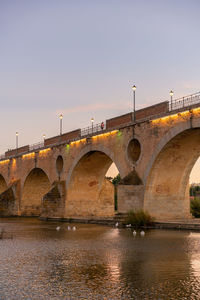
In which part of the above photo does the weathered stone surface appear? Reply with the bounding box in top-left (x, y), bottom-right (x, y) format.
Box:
top-left (0, 103), bottom-right (199, 221)
top-left (118, 185), bottom-right (144, 213)
top-left (41, 181), bottom-right (66, 218)
top-left (0, 181), bottom-right (20, 216)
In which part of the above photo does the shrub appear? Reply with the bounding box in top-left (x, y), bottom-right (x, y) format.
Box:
top-left (191, 198), bottom-right (200, 218)
top-left (124, 210), bottom-right (154, 228)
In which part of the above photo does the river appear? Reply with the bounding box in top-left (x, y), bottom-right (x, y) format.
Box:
top-left (0, 218), bottom-right (200, 299)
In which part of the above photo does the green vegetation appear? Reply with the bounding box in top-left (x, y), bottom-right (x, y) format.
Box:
top-left (190, 184), bottom-right (200, 197)
top-left (190, 184), bottom-right (200, 218)
top-left (191, 198), bottom-right (200, 218)
top-left (112, 174), bottom-right (121, 186)
top-left (106, 173), bottom-right (121, 211)
top-left (124, 210), bottom-right (154, 228)
top-left (112, 174), bottom-right (121, 211)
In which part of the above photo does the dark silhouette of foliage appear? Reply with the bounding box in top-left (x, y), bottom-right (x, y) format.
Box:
top-left (112, 174), bottom-right (121, 186)
top-left (124, 210), bottom-right (154, 228)
top-left (191, 198), bottom-right (200, 218)
top-left (190, 185), bottom-right (200, 196)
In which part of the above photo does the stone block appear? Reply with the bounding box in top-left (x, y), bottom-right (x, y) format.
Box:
top-left (118, 185), bottom-right (144, 213)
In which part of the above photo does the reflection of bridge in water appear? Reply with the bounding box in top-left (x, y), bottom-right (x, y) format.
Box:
top-left (0, 91), bottom-right (200, 221)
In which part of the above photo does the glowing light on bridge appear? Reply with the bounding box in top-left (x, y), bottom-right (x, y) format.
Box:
top-left (151, 106), bottom-right (200, 126)
top-left (65, 143), bottom-right (70, 153)
top-left (12, 158), bottom-right (16, 169)
top-left (0, 159), bottom-right (10, 165)
top-left (192, 107), bottom-right (200, 114)
top-left (39, 148), bottom-right (51, 156)
top-left (151, 111), bottom-right (191, 125)
top-left (117, 130), bottom-right (122, 137)
top-left (22, 152), bottom-right (35, 159)
top-left (70, 138), bottom-right (86, 146)
top-left (92, 130), bottom-right (118, 139)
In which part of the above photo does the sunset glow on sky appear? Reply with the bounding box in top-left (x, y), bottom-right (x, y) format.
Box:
top-left (1, 0), bottom-right (200, 182)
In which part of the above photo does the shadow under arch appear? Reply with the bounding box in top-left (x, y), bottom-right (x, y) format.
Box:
top-left (0, 174), bottom-right (7, 194)
top-left (66, 150), bottom-right (120, 217)
top-left (144, 128), bottom-right (200, 220)
top-left (21, 168), bottom-right (51, 216)
top-left (66, 145), bottom-right (123, 188)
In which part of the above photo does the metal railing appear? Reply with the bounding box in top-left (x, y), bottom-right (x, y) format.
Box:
top-left (1, 91), bottom-right (200, 161)
top-left (29, 141), bottom-right (44, 151)
top-left (169, 92), bottom-right (200, 111)
top-left (0, 154), bottom-right (5, 160)
top-left (81, 122), bottom-right (106, 137)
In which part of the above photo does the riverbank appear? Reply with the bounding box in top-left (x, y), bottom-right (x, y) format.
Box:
top-left (2, 215), bottom-right (200, 231)
top-left (39, 215), bottom-right (200, 231)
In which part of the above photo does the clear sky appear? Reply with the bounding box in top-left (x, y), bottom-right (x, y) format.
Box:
top-left (1, 0), bottom-right (200, 181)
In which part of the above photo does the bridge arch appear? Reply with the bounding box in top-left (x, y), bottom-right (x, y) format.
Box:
top-left (21, 168), bottom-right (51, 216)
top-left (144, 118), bottom-right (195, 184)
top-left (144, 120), bottom-right (200, 220)
top-left (66, 148), bottom-right (121, 217)
top-left (66, 144), bottom-right (124, 187)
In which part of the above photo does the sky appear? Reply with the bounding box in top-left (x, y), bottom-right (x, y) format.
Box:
top-left (0, 0), bottom-right (200, 181)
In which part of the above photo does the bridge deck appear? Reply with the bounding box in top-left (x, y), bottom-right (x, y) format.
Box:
top-left (1, 91), bottom-right (200, 161)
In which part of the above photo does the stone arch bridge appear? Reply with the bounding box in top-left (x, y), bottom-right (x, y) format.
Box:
top-left (0, 92), bottom-right (200, 221)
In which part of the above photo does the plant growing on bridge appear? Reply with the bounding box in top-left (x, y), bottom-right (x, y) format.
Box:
top-left (124, 210), bottom-right (154, 228)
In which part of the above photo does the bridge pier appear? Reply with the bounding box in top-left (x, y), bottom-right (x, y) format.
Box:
top-left (0, 181), bottom-right (20, 216)
top-left (117, 185), bottom-right (144, 213)
top-left (41, 181), bottom-right (66, 219)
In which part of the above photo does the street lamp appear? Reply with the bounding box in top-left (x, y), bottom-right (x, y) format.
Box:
top-left (91, 117), bottom-right (94, 134)
top-left (132, 85), bottom-right (136, 122)
top-left (170, 90), bottom-right (174, 111)
top-left (43, 134), bottom-right (46, 144)
top-left (59, 114), bottom-right (63, 135)
top-left (16, 132), bottom-right (18, 150)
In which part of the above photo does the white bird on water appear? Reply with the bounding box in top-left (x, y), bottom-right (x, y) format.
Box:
top-left (140, 230), bottom-right (145, 236)
top-left (115, 222), bottom-right (119, 227)
top-left (133, 230), bottom-right (137, 236)
top-left (67, 226), bottom-right (71, 230)
top-left (126, 224), bottom-right (131, 228)
top-left (72, 226), bottom-right (76, 231)
top-left (56, 226), bottom-right (60, 231)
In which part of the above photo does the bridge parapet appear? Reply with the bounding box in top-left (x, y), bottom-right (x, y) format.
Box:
top-left (5, 145), bottom-right (29, 158)
top-left (1, 91), bottom-right (200, 162)
top-left (170, 91), bottom-right (200, 111)
top-left (44, 129), bottom-right (81, 147)
top-left (135, 101), bottom-right (168, 122)
top-left (106, 113), bottom-right (132, 130)
top-left (81, 123), bottom-right (105, 136)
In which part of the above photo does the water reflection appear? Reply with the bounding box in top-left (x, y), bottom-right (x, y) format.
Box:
top-left (1, 219), bottom-right (200, 299)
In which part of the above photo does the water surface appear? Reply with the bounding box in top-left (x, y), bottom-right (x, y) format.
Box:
top-left (0, 218), bottom-right (200, 299)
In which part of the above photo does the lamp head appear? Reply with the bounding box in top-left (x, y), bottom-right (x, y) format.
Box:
top-left (91, 117), bottom-right (94, 123)
top-left (170, 90), bottom-right (174, 97)
top-left (132, 85), bottom-right (137, 91)
top-left (59, 114), bottom-right (63, 120)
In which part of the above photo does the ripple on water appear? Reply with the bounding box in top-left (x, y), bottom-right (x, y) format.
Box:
top-left (0, 219), bottom-right (200, 299)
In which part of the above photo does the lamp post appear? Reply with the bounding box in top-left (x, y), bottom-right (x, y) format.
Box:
top-left (132, 85), bottom-right (136, 122)
top-left (16, 132), bottom-right (18, 151)
top-left (59, 114), bottom-right (63, 135)
top-left (91, 117), bottom-right (94, 134)
top-left (170, 90), bottom-right (174, 111)
top-left (43, 134), bottom-right (46, 144)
